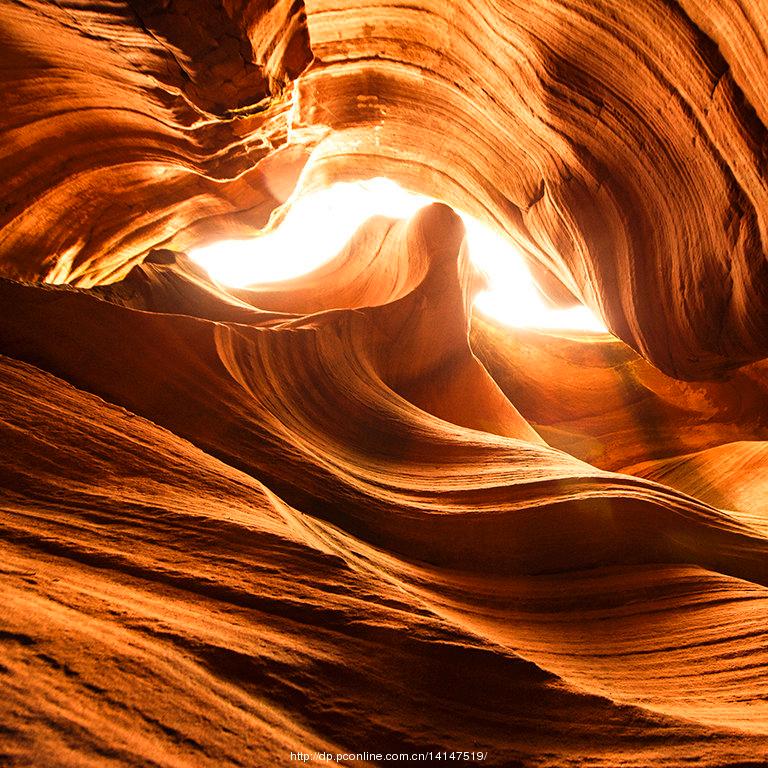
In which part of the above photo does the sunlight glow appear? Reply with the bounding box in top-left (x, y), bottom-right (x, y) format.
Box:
top-left (189, 178), bottom-right (608, 333)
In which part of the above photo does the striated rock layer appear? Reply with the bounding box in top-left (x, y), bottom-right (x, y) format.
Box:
top-left (0, 0), bottom-right (312, 285)
top-left (1, 1), bottom-right (768, 767)
top-left (1, 0), bottom-right (767, 376)
top-left (2, 205), bottom-right (768, 766)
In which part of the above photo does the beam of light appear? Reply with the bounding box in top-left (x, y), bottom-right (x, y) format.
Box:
top-left (188, 178), bottom-right (608, 333)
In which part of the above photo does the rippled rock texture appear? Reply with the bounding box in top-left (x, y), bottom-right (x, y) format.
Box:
top-left (1, 2), bottom-right (768, 767)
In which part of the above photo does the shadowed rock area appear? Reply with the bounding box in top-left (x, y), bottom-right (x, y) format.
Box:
top-left (1, 2), bottom-right (767, 767)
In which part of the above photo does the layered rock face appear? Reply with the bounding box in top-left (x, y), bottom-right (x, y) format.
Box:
top-left (3, 0), bottom-right (768, 376)
top-left (1, 2), bottom-right (768, 767)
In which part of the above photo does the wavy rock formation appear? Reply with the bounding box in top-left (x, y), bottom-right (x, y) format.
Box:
top-left (0, 0), bottom-right (311, 285)
top-left (1, 2), bottom-right (768, 767)
top-left (3, 0), bottom-right (768, 375)
top-left (471, 320), bottom-right (768, 471)
top-left (3, 203), bottom-right (768, 765)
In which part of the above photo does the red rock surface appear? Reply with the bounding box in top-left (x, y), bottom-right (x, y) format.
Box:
top-left (1, 2), bottom-right (767, 767)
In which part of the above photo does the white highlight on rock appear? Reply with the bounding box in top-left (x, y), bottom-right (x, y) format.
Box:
top-left (189, 178), bottom-right (608, 333)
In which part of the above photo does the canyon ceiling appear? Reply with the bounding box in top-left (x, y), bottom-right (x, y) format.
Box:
top-left (1, 1), bottom-right (767, 767)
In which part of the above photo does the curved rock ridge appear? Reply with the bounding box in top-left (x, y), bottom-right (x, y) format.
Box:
top-left (2, 206), bottom-right (766, 581)
top-left (296, 0), bottom-right (768, 378)
top-left (3, 356), bottom-right (767, 766)
top-left (623, 440), bottom-right (768, 533)
top-left (0, 205), bottom-right (765, 580)
top-left (471, 318), bottom-right (768, 471)
top-left (1, 204), bottom-right (768, 765)
top-left (0, 0), bottom-right (311, 285)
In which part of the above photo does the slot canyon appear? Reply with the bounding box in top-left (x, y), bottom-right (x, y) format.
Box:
top-left (1, 1), bottom-right (768, 766)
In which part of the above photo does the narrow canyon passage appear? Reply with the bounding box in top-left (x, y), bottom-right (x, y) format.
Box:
top-left (1, 1), bottom-right (767, 767)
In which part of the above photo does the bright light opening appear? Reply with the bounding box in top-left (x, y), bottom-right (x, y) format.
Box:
top-left (189, 178), bottom-right (607, 333)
